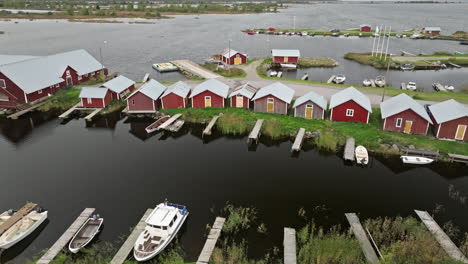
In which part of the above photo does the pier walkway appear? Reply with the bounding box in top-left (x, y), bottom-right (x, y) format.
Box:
top-left (327, 75), bottom-right (336, 84)
top-left (158, 113), bottom-right (182, 130)
top-left (448, 153), bottom-right (468, 164)
top-left (415, 210), bottom-right (468, 263)
top-left (171, 60), bottom-right (221, 79)
top-left (344, 137), bottom-right (355, 161)
top-left (84, 108), bottom-right (102, 121)
top-left (248, 119), bottom-right (264, 144)
top-left (291, 128), bottom-right (305, 152)
top-left (37, 208), bottom-right (95, 264)
top-left (345, 213), bottom-right (379, 264)
top-left (196, 217), bottom-right (226, 264)
top-left (284, 228), bottom-right (297, 264)
top-left (58, 102), bottom-right (81, 119)
top-left (203, 114), bottom-right (222, 136)
top-left (110, 208), bottom-right (153, 264)
top-left (7, 101), bottom-right (48, 119)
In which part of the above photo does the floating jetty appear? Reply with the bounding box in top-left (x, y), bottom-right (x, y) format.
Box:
top-left (196, 217), bottom-right (226, 264)
top-left (7, 101), bottom-right (48, 119)
top-left (448, 153), bottom-right (468, 164)
top-left (327, 75), bottom-right (336, 84)
top-left (37, 208), bottom-right (95, 264)
top-left (343, 137), bottom-right (355, 161)
top-left (291, 128), bottom-right (305, 152)
top-left (110, 208), bottom-right (153, 264)
top-left (157, 113), bottom-right (182, 130)
top-left (171, 60), bottom-right (221, 79)
top-left (167, 120), bottom-right (185, 132)
top-left (414, 210), bottom-right (468, 263)
top-left (248, 119), bottom-right (264, 145)
top-left (345, 213), bottom-right (379, 264)
top-left (0, 202), bottom-right (37, 236)
top-left (203, 114), bottom-right (222, 136)
top-left (84, 108), bottom-right (102, 121)
top-left (283, 228), bottom-right (297, 264)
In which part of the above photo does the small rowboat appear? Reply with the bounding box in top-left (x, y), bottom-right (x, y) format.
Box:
top-left (401, 155), bottom-right (434, 165)
top-left (145, 115), bottom-right (170, 134)
top-left (168, 120), bottom-right (185, 132)
top-left (69, 214), bottom-right (103, 253)
top-left (355, 145), bottom-right (369, 165)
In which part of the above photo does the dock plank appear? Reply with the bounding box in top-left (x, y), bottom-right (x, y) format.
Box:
top-left (84, 108), bottom-right (102, 121)
top-left (203, 115), bottom-right (221, 136)
top-left (110, 209), bottom-right (153, 264)
top-left (248, 119), bottom-right (264, 144)
top-left (171, 60), bottom-right (221, 79)
top-left (7, 101), bottom-right (48, 119)
top-left (284, 228), bottom-right (297, 264)
top-left (58, 102), bottom-right (81, 119)
top-left (327, 75), bottom-right (336, 84)
top-left (158, 113), bottom-right (182, 130)
top-left (345, 213), bottom-right (379, 264)
top-left (0, 203), bottom-right (38, 236)
top-left (415, 210), bottom-right (468, 263)
top-left (197, 217), bottom-right (225, 264)
top-left (37, 208), bottom-right (95, 264)
top-left (344, 137), bottom-right (355, 161)
top-left (291, 128), bottom-right (305, 152)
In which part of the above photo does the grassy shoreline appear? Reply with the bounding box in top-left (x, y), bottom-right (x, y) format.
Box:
top-left (201, 63), bottom-right (247, 78)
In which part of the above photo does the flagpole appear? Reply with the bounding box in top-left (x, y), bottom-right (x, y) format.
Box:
top-left (375, 25), bottom-right (382, 58)
top-left (380, 26), bottom-right (387, 59)
top-left (384, 26), bottom-right (391, 60)
top-left (371, 25), bottom-right (377, 56)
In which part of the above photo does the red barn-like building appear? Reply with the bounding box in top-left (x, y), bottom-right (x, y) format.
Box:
top-left (101, 75), bottom-right (135, 100)
top-left (79, 87), bottom-right (112, 108)
top-left (329, 87), bottom-right (372, 124)
top-left (190, 79), bottom-right (229, 108)
top-left (271, 49), bottom-right (300, 64)
top-left (422, 27), bottom-right (441, 35)
top-left (127, 79), bottom-right (166, 113)
top-left (380, 93), bottom-right (432, 135)
top-left (429, 99), bottom-right (468, 141)
top-left (0, 50), bottom-right (107, 109)
top-left (228, 83), bottom-right (257, 108)
top-left (161, 81), bottom-right (191, 109)
top-left (220, 49), bottom-right (247, 65)
top-left (360, 24), bottom-right (372, 32)
top-left (293, 91), bottom-right (327, 120)
top-left (252, 82), bottom-right (294, 115)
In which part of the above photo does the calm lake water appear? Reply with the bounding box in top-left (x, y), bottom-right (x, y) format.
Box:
top-left (0, 4), bottom-right (468, 263)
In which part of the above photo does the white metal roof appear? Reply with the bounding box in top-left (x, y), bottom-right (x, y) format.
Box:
top-left (146, 206), bottom-right (177, 227)
top-left (271, 49), bottom-right (300, 58)
top-left (129, 79), bottom-right (166, 101)
top-left (429, 99), bottom-right (468, 124)
top-left (221, 48), bottom-right (246, 59)
top-left (101, 75), bottom-right (135, 93)
top-left (293, 91), bottom-right (327, 110)
top-left (0, 49), bottom-right (104, 94)
top-left (190, 79), bottom-right (229, 98)
top-left (360, 24), bottom-right (371, 28)
top-left (229, 83), bottom-right (257, 99)
top-left (0, 55), bottom-right (39, 66)
top-left (79, 86), bottom-right (108, 99)
top-left (380, 93), bottom-right (432, 123)
top-left (162, 81), bottom-right (191, 98)
top-left (423, 27), bottom-right (441, 31)
top-left (329, 87), bottom-right (372, 112)
top-left (252, 82), bottom-right (294, 103)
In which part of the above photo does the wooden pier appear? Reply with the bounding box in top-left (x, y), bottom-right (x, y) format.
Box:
top-left (110, 208), bottom-right (153, 264)
top-left (414, 210), bottom-right (468, 263)
top-left (196, 217), bottom-right (226, 264)
top-left (37, 208), bottom-right (95, 264)
top-left (84, 108), bottom-right (103, 121)
top-left (58, 102), bottom-right (81, 119)
top-left (291, 128), bottom-right (305, 152)
top-left (0, 202), bottom-right (37, 236)
top-left (345, 213), bottom-right (379, 264)
top-left (283, 228), bottom-right (297, 264)
top-left (448, 62), bottom-right (461, 68)
top-left (343, 137), bottom-right (355, 161)
top-left (171, 60), bottom-right (221, 79)
top-left (142, 73), bottom-right (150, 82)
top-left (401, 148), bottom-right (439, 160)
top-left (327, 75), bottom-right (336, 84)
top-left (7, 101), bottom-right (48, 119)
top-left (400, 82), bottom-right (407, 90)
top-left (448, 153), bottom-right (468, 164)
top-left (157, 113), bottom-right (182, 130)
top-left (202, 114), bottom-right (221, 136)
top-left (248, 119), bottom-right (264, 144)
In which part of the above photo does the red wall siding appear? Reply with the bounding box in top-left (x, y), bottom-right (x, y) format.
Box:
top-left (26, 87), bottom-right (54, 102)
top-left (162, 93), bottom-right (186, 109)
top-left (360, 26), bottom-right (371, 32)
top-left (192, 91), bottom-right (224, 108)
top-left (222, 53), bottom-right (247, 65)
top-left (436, 117), bottom-right (468, 141)
top-left (0, 72), bottom-right (24, 103)
top-left (331, 100), bottom-right (369, 123)
top-left (383, 109), bottom-right (429, 135)
top-left (127, 91), bottom-right (157, 112)
top-left (81, 90), bottom-right (112, 108)
top-left (61, 66), bottom-right (79, 87)
top-left (230, 95), bottom-right (249, 108)
top-left (273, 56), bottom-right (299, 64)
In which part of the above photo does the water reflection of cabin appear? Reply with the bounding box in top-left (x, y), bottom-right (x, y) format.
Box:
top-left (293, 91), bottom-right (327, 120)
top-left (190, 79), bottom-right (229, 108)
top-left (126, 79), bottom-right (166, 113)
top-left (271, 49), bottom-right (300, 64)
top-left (252, 82), bottom-right (294, 115)
top-left (228, 83), bottom-right (257, 109)
top-left (329, 87), bottom-right (372, 124)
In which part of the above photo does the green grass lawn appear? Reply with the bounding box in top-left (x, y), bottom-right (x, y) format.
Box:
top-left (201, 63), bottom-right (246, 78)
top-left (37, 87), bottom-right (81, 112)
top-left (297, 57), bottom-right (337, 68)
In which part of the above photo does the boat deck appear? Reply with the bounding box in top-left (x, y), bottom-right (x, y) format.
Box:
top-left (0, 202), bottom-right (38, 236)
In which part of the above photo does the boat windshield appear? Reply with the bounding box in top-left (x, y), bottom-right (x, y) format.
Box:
top-left (148, 224), bottom-right (168, 230)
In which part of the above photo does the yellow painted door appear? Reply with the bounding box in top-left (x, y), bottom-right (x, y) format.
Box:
top-left (284, 57), bottom-right (288, 63)
top-left (205, 97), bottom-right (211, 107)
top-left (403, 121), bottom-right (412, 133)
top-left (236, 96), bottom-right (243, 108)
top-left (267, 102), bottom-right (274, 113)
top-left (305, 106), bottom-right (313, 119)
top-left (234, 57), bottom-right (242, 65)
top-left (455, 125), bottom-right (466, 140)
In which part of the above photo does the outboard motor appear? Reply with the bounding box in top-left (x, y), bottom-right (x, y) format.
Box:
top-left (7, 209), bottom-right (15, 216)
top-left (92, 214), bottom-right (100, 220)
top-left (35, 206), bottom-right (44, 213)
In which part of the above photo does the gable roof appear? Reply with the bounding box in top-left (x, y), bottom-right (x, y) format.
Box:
top-left (271, 49), bottom-right (300, 57)
top-left (293, 91), bottom-right (327, 110)
top-left (429, 99), bottom-right (468, 124)
top-left (229, 83), bottom-right (257, 99)
top-left (252, 82), bottom-right (294, 103)
top-left (79, 87), bottom-right (108, 99)
top-left (329, 87), bottom-right (372, 112)
top-left (101, 75), bottom-right (135, 93)
top-left (129, 79), bottom-right (166, 101)
top-left (221, 48), bottom-right (246, 59)
top-left (0, 55), bottom-right (39, 66)
top-left (190, 79), bottom-right (229, 98)
top-left (162, 81), bottom-right (191, 98)
top-left (0, 49), bottom-right (104, 94)
top-left (380, 93), bottom-right (432, 123)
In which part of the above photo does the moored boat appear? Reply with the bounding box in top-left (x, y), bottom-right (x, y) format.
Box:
top-left (69, 214), bottom-right (103, 254)
top-left (406, 82), bottom-right (417, 91)
top-left (355, 145), bottom-right (369, 165)
top-left (375, 76), bottom-right (386, 87)
top-left (145, 115), bottom-right (170, 134)
top-left (333, 74), bottom-right (346, 84)
top-left (400, 63), bottom-right (415, 71)
top-left (444, 85), bottom-right (455, 91)
top-left (168, 120), bottom-right (185, 132)
top-left (269, 70), bottom-right (278, 77)
top-left (152, 63), bottom-right (178, 73)
top-left (362, 79), bottom-right (372, 87)
top-left (401, 155), bottom-right (434, 165)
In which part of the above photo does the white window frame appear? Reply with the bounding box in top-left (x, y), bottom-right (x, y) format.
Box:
top-left (267, 98), bottom-right (274, 103)
top-left (205, 96), bottom-right (211, 100)
top-left (396, 118), bottom-right (403, 128)
top-left (38, 89), bottom-right (43, 94)
top-left (306, 104), bottom-right (313, 108)
top-left (0, 79), bottom-right (5, 88)
top-left (346, 109), bottom-right (354, 117)
top-left (87, 98), bottom-right (92, 104)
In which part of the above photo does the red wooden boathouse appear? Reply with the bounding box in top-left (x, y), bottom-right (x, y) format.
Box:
top-left (252, 82), bottom-right (294, 115)
top-left (79, 87), bottom-right (112, 108)
top-left (161, 81), bottom-right (191, 109)
top-left (126, 79), bottom-right (167, 113)
top-left (190, 79), bottom-right (229, 108)
top-left (271, 49), bottom-right (300, 64)
top-left (329, 87), bottom-right (372, 124)
top-left (101, 75), bottom-right (135, 100)
top-left (220, 49), bottom-right (247, 65)
top-left (228, 83), bottom-right (257, 109)
top-left (429, 99), bottom-right (468, 141)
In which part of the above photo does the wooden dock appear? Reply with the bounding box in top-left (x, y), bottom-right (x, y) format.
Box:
top-left (84, 108), bottom-right (103, 121)
top-left (327, 75), bottom-right (336, 84)
top-left (415, 210), bottom-right (468, 263)
top-left (171, 60), bottom-right (221, 79)
top-left (448, 153), bottom-right (468, 164)
top-left (202, 114), bottom-right (221, 136)
top-left (7, 101), bottom-right (48, 119)
top-left (283, 228), bottom-right (297, 264)
top-left (37, 208), bottom-right (95, 264)
top-left (110, 208), bottom-right (153, 264)
top-left (0, 202), bottom-right (37, 236)
top-left (248, 119), bottom-right (264, 145)
top-left (448, 62), bottom-right (462, 68)
top-left (196, 217), bottom-right (226, 264)
top-left (291, 128), bottom-right (305, 152)
top-left (157, 113), bottom-right (182, 130)
top-left (343, 137), bottom-right (355, 161)
top-left (345, 213), bottom-right (379, 264)
top-left (58, 102), bottom-right (81, 119)
top-left (401, 82), bottom-right (407, 90)
top-left (401, 148), bottom-right (439, 160)
top-left (142, 73), bottom-right (150, 82)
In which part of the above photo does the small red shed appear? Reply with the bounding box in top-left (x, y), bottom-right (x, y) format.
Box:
top-left (220, 49), bottom-right (247, 65)
top-left (293, 91), bottom-right (327, 120)
top-left (79, 87), bottom-right (112, 108)
top-left (190, 79), bottom-right (229, 108)
top-left (360, 24), bottom-right (371, 32)
top-left (271, 49), bottom-right (300, 64)
top-left (101, 75), bottom-right (135, 100)
top-left (422, 27), bottom-right (441, 35)
top-left (329, 87), bottom-right (372, 124)
top-left (127, 79), bottom-right (167, 113)
top-left (161, 81), bottom-right (191, 109)
top-left (380, 93), bottom-right (432, 135)
top-left (429, 99), bottom-right (468, 141)
top-left (229, 83), bottom-right (257, 109)
top-left (252, 82), bottom-right (294, 115)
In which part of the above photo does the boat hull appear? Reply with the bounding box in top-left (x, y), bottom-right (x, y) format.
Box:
top-left (0, 212), bottom-right (47, 249)
top-left (401, 155), bottom-right (434, 165)
top-left (68, 218), bottom-right (103, 254)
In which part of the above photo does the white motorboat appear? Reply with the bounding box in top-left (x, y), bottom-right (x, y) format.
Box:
top-left (406, 82), bottom-right (417, 91)
top-left (444, 85), bottom-right (455, 91)
top-left (410, 33), bottom-right (423, 39)
top-left (400, 63), bottom-right (415, 71)
top-left (301, 31), bottom-right (308, 36)
top-left (133, 202), bottom-right (189, 262)
top-left (333, 74), bottom-right (346, 84)
top-left (69, 214), bottom-right (104, 253)
top-left (401, 155), bottom-right (434, 165)
top-left (362, 79), bottom-right (372, 87)
top-left (0, 207), bottom-right (47, 249)
top-left (269, 71), bottom-right (278, 77)
top-left (375, 76), bottom-right (386, 87)
top-left (280, 63), bottom-right (297, 69)
top-left (355, 145), bottom-right (369, 165)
